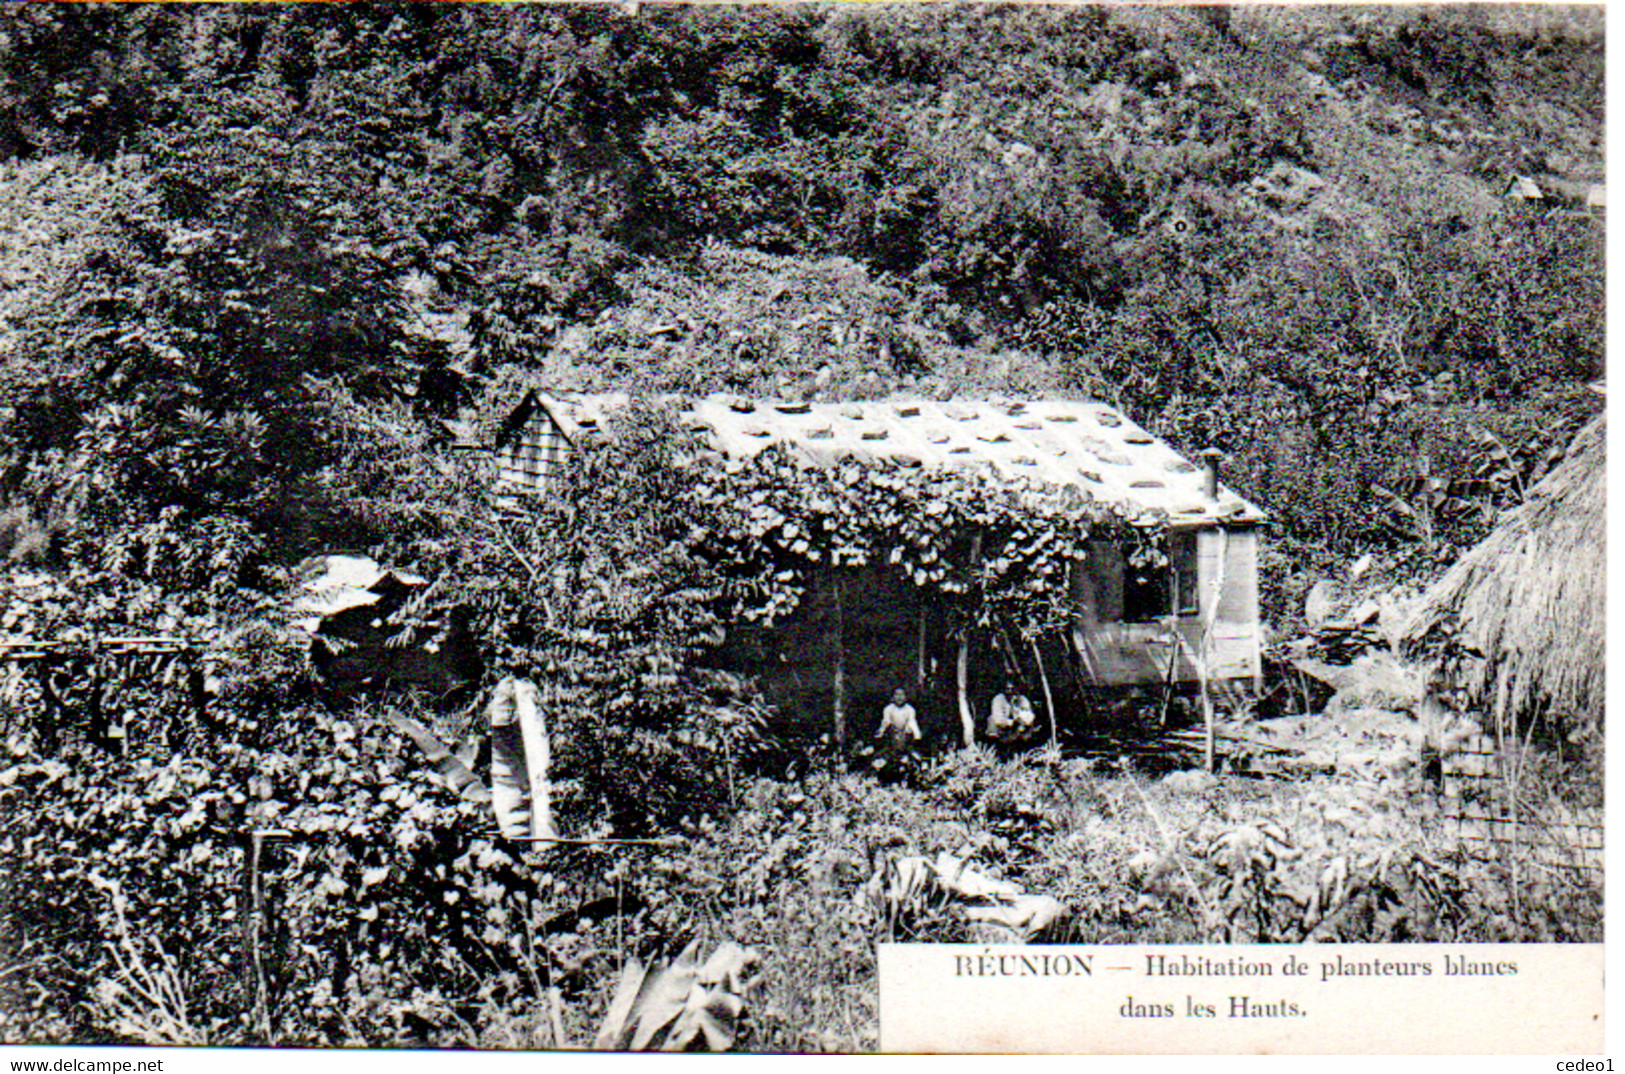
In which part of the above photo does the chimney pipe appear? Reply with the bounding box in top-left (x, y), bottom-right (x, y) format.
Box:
top-left (1199, 448), bottom-right (1224, 500)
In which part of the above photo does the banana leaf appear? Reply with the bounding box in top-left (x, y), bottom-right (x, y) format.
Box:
top-left (489, 677), bottom-right (555, 841)
top-left (594, 940), bottom-right (759, 1051)
top-left (385, 713), bottom-right (491, 804)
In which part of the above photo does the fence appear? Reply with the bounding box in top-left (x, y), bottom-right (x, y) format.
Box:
top-left (1439, 732), bottom-right (1603, 877)
top-left (0, 635), bottom-right (207, 757)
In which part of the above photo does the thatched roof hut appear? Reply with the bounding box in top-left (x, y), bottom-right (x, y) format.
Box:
top-left (1403, 414), bottom-right (1605, 732)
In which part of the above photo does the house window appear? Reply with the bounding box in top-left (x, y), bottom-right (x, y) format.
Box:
top-left (1122, 555), bottom-right (1169, 623)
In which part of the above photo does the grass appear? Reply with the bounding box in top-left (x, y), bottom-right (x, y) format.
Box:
top-left (596, 746), bottom-right (1603, 1051)
top-left (55, 729), bottom-right (1599, 1052)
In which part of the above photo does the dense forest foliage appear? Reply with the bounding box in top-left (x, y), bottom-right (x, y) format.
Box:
top-left (0, 3), bottom-right (1606, 1048)
top-left (0, 4), bottom-right (1604, 584)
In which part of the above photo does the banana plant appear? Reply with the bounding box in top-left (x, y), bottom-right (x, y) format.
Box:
top-left (1373, 454), bottom-right (1469, 550)
top-left (593, 940), bottom-right (760, 1051)
top-left (1468, 422), bottom-right (1570, 507)
top-left (488, 677), bottom-right (556, 841)
top-left (385, 675), bottom-right (555, 841)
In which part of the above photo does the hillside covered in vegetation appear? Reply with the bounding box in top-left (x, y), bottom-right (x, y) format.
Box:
top-left (1, 4), bottom-right (1604, 581)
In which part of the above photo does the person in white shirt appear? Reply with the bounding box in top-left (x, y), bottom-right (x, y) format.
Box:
top-left (877, 687), bottom-right (922, 750)
top-left (1011, 692), bottom-right (1038, 740)
top-left (988, 683), bottom-right (1038, 744)
top-left (988, 683), bottom-right (1017, 741)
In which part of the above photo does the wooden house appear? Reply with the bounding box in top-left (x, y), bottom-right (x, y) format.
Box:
top-left (488, 392), bottom-right (1266, 731)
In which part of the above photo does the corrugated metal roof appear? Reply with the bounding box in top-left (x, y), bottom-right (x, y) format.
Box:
top-left (288, 554), bottom-right (430, 634)
top-left (520, 393), bottom-right (1263, 525)
top-left (495, 390), bottom-right (630, 451)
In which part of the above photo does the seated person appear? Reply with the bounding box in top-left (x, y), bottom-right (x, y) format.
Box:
top-left (988, 683), bottom-right (1038, 744)
top-left (1010, 691), bottom-right (1039, 741)
top-left (987, 684), bottom-right (1017, 742)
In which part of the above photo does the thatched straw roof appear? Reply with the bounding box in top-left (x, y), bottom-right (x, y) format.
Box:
top-left (1403, 415), bottom-right (1605, 731)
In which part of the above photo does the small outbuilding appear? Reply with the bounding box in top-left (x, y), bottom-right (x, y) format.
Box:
top-left (291, 555), bottom-right (481, 704)
top-left (492, 390), bottom-right (628, 498)
top-left (1502, 174), bottom-right (1547, 203)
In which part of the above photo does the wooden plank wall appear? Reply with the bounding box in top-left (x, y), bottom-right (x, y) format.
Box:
top-left (496, 411), bottom-right (572, 496)
top-left (1071, 526), bottom-right (1262, 687)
